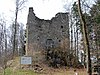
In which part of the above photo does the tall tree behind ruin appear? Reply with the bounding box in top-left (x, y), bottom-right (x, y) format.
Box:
top-left (71, 2), bottom-right (82, 67)
top-left (13, 0), bottom-right (27, 57)
top-left (18, 23), bottom-right (25, 56)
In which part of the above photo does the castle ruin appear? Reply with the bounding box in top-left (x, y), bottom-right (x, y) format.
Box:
top-left (26, 7), bottom-right (70, 62)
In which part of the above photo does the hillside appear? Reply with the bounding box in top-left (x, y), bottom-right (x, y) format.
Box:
top-left (0, 57), bottom-right (87, 75)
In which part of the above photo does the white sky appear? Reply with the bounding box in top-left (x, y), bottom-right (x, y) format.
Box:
top-left (0, 0), bottom-right (77, 26)
top-left (0, 0), bottom-right (94, 26)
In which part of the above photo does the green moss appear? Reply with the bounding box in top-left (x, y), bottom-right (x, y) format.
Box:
top-left (0, 68), bottom-right (38, 75)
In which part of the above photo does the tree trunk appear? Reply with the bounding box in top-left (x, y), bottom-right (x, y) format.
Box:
top-left (13, 6), bottom-right (18, 57)
top-left (77, 0), bottom-right (92, 75)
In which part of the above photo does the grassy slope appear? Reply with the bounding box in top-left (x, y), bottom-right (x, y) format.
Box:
top-left (0, 67), bottom-right (87, 75)
top-left (5, 68), bottom-right (37, 75)
top-left (0, 57), bottom-right (87, 75)
top-left (0, 57), bottom-right (38, 75)
top-left (0, 68), bottom-right (36, 75)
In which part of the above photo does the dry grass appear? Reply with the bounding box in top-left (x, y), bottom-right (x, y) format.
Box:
top-left (52, 68), bottom-right (88, 75)
top-left (39, 67), bottom-right (88, 75)
top-left (0, 57), bottom-right (88, 75)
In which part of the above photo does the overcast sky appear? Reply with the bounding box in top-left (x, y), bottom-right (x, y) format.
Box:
top-left (0, 0), bottom-right (76, 25)
top-left (0, 0), bottom-right (94, 26)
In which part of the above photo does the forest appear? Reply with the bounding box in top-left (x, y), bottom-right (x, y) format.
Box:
top-left (0, 0), bottom-right (100, 75)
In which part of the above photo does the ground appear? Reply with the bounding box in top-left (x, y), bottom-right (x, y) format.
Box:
top-left (0, 68), bottom-right (87, 75)
top-left (0, 57), bottom-right (88, 75)
top-left (39, 68), bottom-right (87, 75)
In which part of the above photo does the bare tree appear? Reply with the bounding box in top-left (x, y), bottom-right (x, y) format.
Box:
top-left (77, 0), bottom-right (92, 75)
top-left (13, 0), bottom-right (27, 57)
top-left (0, 15), bottom-right (7, 75)
top-left (18, 23), bottom-right (25, 56)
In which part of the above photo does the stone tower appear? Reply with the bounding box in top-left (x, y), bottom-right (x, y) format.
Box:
top-left (26, 7), bottom-right (70, 61)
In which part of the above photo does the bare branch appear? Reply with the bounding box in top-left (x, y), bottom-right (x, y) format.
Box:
top-left (17, 0), bottom-right (27, 10)
top-left (77, 0), bottom-right (92, 75)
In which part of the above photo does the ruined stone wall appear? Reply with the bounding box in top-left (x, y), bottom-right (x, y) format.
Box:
top-left (26, 7), bottom-right (70, 60)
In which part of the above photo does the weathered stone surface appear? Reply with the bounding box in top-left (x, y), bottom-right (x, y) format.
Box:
top-left (26, 7), bottom-right (70, 62)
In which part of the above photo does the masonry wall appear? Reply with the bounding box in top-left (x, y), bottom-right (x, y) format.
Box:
top-left (26, 7), bottom-right (70, 62)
